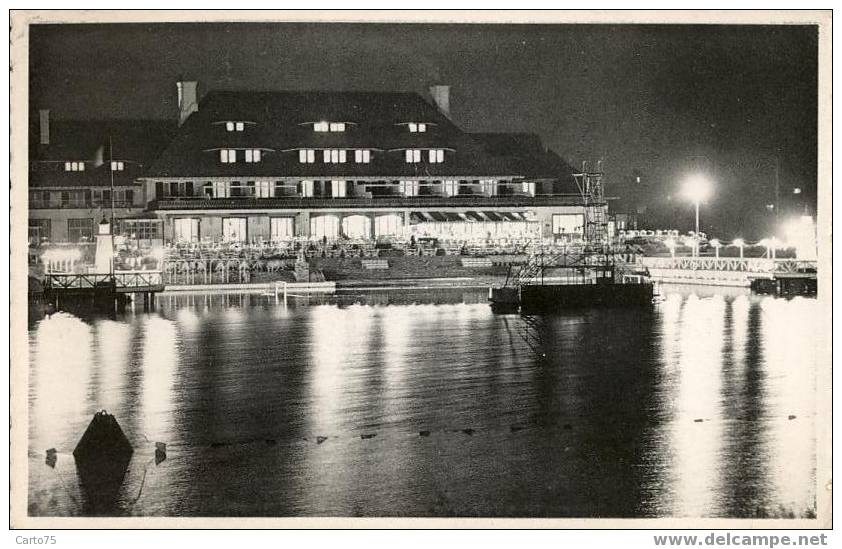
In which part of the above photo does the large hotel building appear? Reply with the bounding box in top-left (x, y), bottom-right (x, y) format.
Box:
top-left (30, 83), bottom-right (599, 247)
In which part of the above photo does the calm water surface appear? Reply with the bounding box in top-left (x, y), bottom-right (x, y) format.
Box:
top-left (27, 285), bottom-right (817, 517)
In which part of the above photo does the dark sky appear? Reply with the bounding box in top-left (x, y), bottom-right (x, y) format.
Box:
top-left (29, 22), bottom-right (818, 239)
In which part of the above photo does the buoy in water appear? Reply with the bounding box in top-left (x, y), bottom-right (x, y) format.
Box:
top-left (73, 410), bottom-right (133, 515)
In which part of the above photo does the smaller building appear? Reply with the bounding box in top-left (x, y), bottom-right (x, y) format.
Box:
top-left (28, 111), bottom-right (175, 246)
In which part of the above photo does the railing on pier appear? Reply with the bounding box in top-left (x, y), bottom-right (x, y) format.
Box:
top-left (638, 257), bottom-right (816, 274)
top-left (45, 270), bottom-right (164, 292)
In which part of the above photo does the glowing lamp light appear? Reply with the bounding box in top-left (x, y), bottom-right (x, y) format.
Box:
top-left (710, 238), bottom-right (722, 258)
top-left (732, 238), bottom-right (745, 259)
top-left (664, 238), bottom-right (676, 259)
top-left (782, 215), bottom-right (816, 260)
top-left (681, 175), bottom-right (713, 204)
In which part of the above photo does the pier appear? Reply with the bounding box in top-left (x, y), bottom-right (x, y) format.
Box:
top-left (638, 257), bottom-right (817, 294)
top-left (44, 270), bottom-right (164, 310)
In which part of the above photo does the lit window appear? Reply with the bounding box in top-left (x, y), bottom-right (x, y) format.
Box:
top-left (299, 149), bottom-right (315, 164)
top-left (212, 181), bottom-right (229, 198)
top-left (418, 123), bottom-right (427, 132)
top-left (329, 122), bottom-right (345, 132)
top-left (255, 180), bottom-right (272, 198)
top-left (323, 149), bottom-right (347, 163)
top-left (429, 149), bottom-right (444, 163)
top-left (271, 218), bottom-right (295, 241)
top-left (174, 218), bottom-right (200, 242)
top-left (245, 149), bottom-right (261, 163)
top-left (354, 150), bottom-right (371, 163)
top-left (522, 181), bottom-right (536, 196)
top-left (331, 180), bottom-right (346, 198)
top-left (314, 121), bottom-right (329, 132)
top-left (220, 149), bottom-right (236, 163)
top-left (226, 122), bottom-right (234, 131)
top-left (236, 122), bottom-right (244, 131)
top-left (300, 180), bottom-right (314, 197)
top-left (64, 161), bottom-right (85, 172)
top-left (408, 123), bottom-right (427, 133)
top-left (399, 180), bottom-right (419, 197)
top-left (111, 161), bottom-right (124, 171)
top-left (225, 121), bottom-right (246, 132)
top-left (443, 180), bottom-right (459, 197)
top-left (405, 149), bottom-right (422, 163)
top-left (222, 217), bottom-right (248, 242)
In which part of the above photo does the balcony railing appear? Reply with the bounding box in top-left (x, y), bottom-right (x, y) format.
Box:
top-left (150, 194), bottom-right (587, 210)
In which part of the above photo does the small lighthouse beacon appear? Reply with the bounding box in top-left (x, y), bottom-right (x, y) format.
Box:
top-left (94, 218), bottom-right (114, 273)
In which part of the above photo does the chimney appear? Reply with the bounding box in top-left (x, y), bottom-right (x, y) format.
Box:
top-left (39, 109), bottom-right (50, 145)
top-left (429, 85), bottom-right (451, 120)
top-left (176, 81), bottom-right (199, 126)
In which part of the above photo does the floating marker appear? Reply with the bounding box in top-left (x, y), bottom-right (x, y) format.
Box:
top-left (73, 410), bottom-right (133, 515)
top-left (316, 436), bottom-right (328, 444)
top-left (360, 433), bottom-right (376, 440)
top-left (462, 428), bottom-right (475, 436)
top-left (419, 430), bottom-right (431, 437)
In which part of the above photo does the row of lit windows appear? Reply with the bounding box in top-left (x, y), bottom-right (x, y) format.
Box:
top-left (405, 149), bottom-right (445, 163)
top-left (256, 148), bottom-right (446, 165)
top-left (63, 161), bottom-right (125, 172)
top-left (220, 120), bottom-right (432, 133)
top-left (296, 149), bottom-right (374, 164)
top-left (153, 179), bottom-right (536, 201)
top-left (314, 121), bottom-right (346, 132)
top-left (220, 149), bottom-right (262, 163)
top-left (29, 188), bottom-right (135, 206)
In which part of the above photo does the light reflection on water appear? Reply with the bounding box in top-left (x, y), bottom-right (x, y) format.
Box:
top-left (27, 287), bottom-right (817, 518)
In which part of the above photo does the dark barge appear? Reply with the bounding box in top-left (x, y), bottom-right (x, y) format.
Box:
top-left (489, 250), bottom-right (654, 313)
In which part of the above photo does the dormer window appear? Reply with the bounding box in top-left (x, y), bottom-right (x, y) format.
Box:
top-left (299, 149), bottom-right (316, 164)
top-left (244, 149), bottom-right (261, 163)
top-left (409, 123), bottom-right (427, 133)
top-left (323, 149), bottom-right (347, 164)
top-left (220, 149), bottom-right (237, 163)
top-left (354, 149), bottom-right (371, 163)
top-left (405, 149), bottom-right (422, 163)
top-left (428, 149), bottom-right (445, 163)
top-left (314, 121), bottom-right (346, 132)
top-left (64, 162), bottom-right (85, 172)
top-left (225, 121), bottom-right (246, 132)
top-left (111, 161), bottom-right (125, 171)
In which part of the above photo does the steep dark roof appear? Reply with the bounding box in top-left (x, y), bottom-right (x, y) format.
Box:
top-left (470, 132), bottom-right (580, 193)
top-left (145, 90), bottom-right (525, 179)
top-left (29, 119), bottom-right (176, 188)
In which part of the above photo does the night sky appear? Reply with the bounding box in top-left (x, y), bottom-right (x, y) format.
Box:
top-left (29, 22), bottom-right (818, 240)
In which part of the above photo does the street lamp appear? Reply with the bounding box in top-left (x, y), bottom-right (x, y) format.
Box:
top-left (732, 238), bottom-right (745, 259)
top-left (681, 175), bottom-right (713, 257)
top-left (710, 238), bottom-right (722, 258)
top-left (665, 238), bottom-right (676, 259)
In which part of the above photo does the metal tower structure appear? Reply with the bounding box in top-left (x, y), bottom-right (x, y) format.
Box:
top-left (573, 160), bottom-right (609, 248)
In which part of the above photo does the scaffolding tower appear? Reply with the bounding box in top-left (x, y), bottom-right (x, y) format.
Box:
top-left (573, 160), bottom-right (609, 248)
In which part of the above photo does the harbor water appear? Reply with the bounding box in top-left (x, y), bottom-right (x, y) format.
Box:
top-left (26, 285), bottom-right (818, 517)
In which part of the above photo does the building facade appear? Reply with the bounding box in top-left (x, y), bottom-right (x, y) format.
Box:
top-left (28, 112), bottom-right (175, 246)
top-left (28, 84), bottom-right (601, 249)
top-left (140, 83), bottom-right (595, 245)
